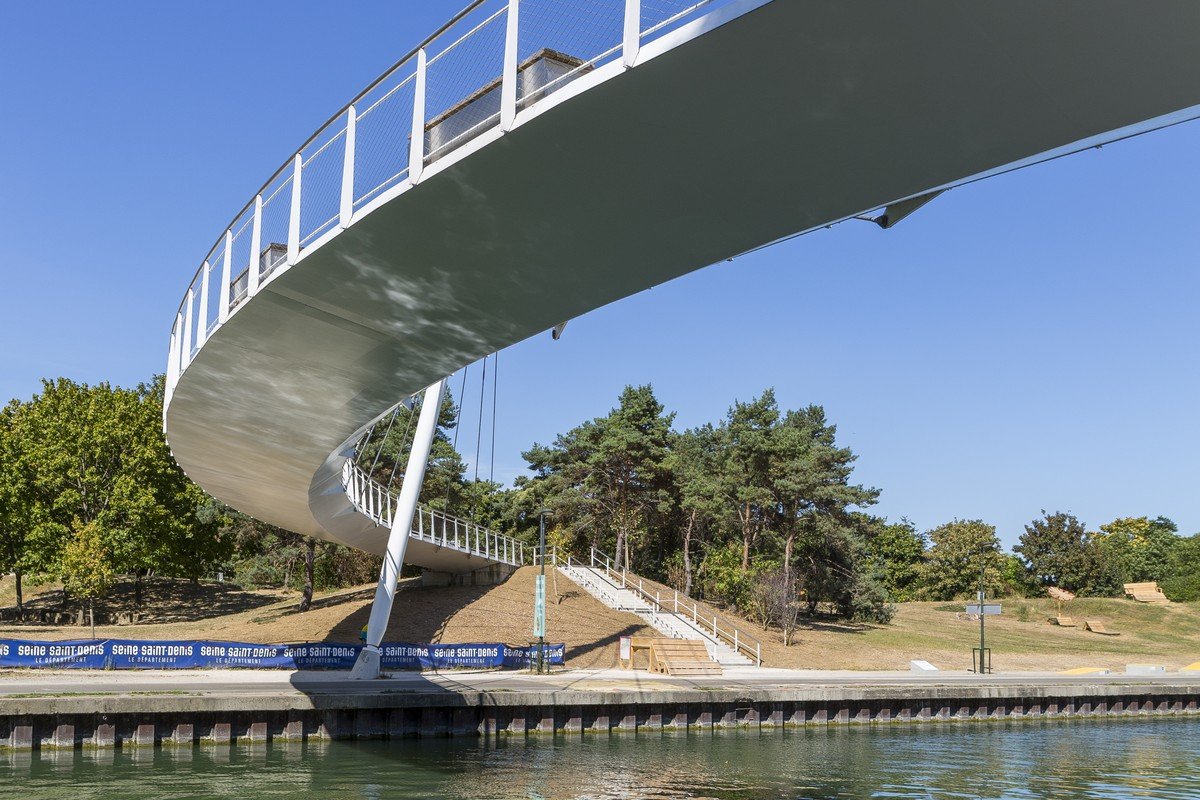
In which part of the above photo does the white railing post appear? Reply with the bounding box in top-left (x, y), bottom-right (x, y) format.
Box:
top-left (410, 48), bottom-right (428, 183)
top-left (734, 629), bottom-right (739, 653)
top-left (196, 262), bottom-right (211, 346)
top-left (287, 153), bottom-right (302, 263)
top-left (623, 0), bottom-right (640, 68)
top-left (219, 229), bottom-right (233, 324)
top-left (340, 105), bottom-right (356, 228)
top-left (500, 0), bottom-right (519, 129)
top-left (181, 288), bottom-right (195, 368)
top-left (248, 194), bottom-right (263, 296)
top-left (167, 315), bottom-right (181, 389)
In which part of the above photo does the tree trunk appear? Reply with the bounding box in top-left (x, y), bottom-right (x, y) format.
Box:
top-left (298, 539), bottom-right (315, 612)
top-left (740, 503), bottom-right (752, 570)
top-left (14, 570), bottom-right (22, 621)
top-left (783, 531), bottom-right (795, 586)
top-left (89, 599), bottom-right (95, 640)
top-left (614, 530), bottom-right (626, 572)
top-left (682, 510), bottom-right (695, 597)
top-left (134, 572), bottom-right (142, 609)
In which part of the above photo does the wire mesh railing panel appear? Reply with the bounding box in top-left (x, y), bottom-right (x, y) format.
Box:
top-left (640, 0), bottom-right (719, 43)
top-left (354, 74), bottom-right (416, 209)
top-left (423, 2), bottom-right (508, 163)
top-left (202, 243), bottom-right (224, 336)
top-left (517, 0), bottom-right (623, 106)
top-left (227, 211), bottom-right (254, 310)
top-left (300, 130), bottom-right (345, 248)
top-left (186, 277), bottom-right (204, 357)
top-left (257, 175), bottom-right (292, 282)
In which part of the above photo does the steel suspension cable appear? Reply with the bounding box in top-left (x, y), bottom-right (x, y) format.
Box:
top-left (386, 394), bottom-right (418, 487)
top-left (444, 366), bottom-right (469, 512)
top-left (368, 406), bottom-right (400, 475)
top-left (473, 356), bottom-right (487, 486)
top-left (489, 351), bottom-right (498, 484)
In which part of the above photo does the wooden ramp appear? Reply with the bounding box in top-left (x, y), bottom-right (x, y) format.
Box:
top-left (1124, 582), bottom-right (1170, 605)
top-left (1049, 616), bottom-right (1077, 627)
top-left (1084, 619), bottom-right (1121, 636)
top-left (648, 638), bottom-right (722, 676)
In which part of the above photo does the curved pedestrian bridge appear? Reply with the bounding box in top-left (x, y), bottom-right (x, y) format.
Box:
top-left (163, 0), bottom-right (1200, 568)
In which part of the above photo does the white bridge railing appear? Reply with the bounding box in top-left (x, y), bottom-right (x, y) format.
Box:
top-left (341, 460), bottom-right (525, 567)
top-left (165, 0), bottom-right (733, 403)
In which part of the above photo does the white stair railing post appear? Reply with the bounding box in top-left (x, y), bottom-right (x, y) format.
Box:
top-left (219, 229), bottom-right (233, 324)
top-left (409, 49), bottom-right (427, 183)
top-left (500, 0), bottom-right (519, 130)
top-left (248, 194), bottom-right (263, 297)
top-left (351, 377), bottom-right (447, 680)
top-left (623, 0), bottom-right (640, 68)
top-left (340, 105), bottom-right (356, 228)
top-left (287, 153), bottom-right (302, 264)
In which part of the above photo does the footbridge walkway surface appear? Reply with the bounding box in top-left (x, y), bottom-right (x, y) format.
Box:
top-left (2, 668), bottom-right (1199, 747)
top-left (162, 0), bottom-right (1200, 570)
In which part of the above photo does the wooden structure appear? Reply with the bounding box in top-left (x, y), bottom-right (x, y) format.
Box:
top-left (1049, 616), bottom-right (1077, 627)
top-left (1124, 582), bottom-right (1170, 605)
top-left (1084, 619), bottom-right (1120, 636)
top-left (620, 636), bottom-right (721, 676)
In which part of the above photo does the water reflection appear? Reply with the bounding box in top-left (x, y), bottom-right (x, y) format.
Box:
top-left (1, 718), bottom-right (1197, 799)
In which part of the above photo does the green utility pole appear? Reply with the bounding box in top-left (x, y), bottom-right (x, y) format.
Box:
top-left (533, 510), bottom-right (549, 673)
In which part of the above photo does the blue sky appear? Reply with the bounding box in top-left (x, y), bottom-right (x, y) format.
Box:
top-left (1, 2), bottom-right (1196, 546)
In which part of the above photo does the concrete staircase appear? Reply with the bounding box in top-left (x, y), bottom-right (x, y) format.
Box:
top-left (559, 560), bottom-right (757, 667)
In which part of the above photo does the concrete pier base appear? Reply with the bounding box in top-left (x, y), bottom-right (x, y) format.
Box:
top-left (1, 677), bottom-right (1198, 750)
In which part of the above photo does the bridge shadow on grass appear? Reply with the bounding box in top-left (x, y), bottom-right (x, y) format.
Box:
top-left (317, 567), bottom-right (649, 670)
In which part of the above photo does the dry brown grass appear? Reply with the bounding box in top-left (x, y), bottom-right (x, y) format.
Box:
top-left (2, 570), bottom-right (1197, 672)
top-left (0, 568), bottom-right (651, 668)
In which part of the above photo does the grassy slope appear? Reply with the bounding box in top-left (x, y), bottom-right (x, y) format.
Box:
top-left (0, 568), bottom-right (652, 670)
top-left (0, 573), bottom-right (1196, 671)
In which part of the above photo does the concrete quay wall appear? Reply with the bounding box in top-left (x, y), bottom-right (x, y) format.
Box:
top-left (1, 683), bottom-right (1197, 750)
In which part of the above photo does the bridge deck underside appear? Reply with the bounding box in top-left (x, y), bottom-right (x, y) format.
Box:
top-left (164, 0), bottom-right (1200, 558)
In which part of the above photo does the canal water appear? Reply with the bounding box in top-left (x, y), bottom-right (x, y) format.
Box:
top-left (4, 717), bottom-right (1198, 799)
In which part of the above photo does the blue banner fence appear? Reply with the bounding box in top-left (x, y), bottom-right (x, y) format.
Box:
top-left (0, 639), bottom-right (565, 670)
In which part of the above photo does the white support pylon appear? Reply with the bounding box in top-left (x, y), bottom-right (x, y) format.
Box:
top-left (349, 377), bottom-right (447, 679)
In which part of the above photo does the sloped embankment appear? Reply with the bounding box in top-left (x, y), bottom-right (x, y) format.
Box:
top-left (0, 568), bottom-right (653, 669)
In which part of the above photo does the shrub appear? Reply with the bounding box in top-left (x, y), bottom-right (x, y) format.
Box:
top-left (1159, 573), bottom-right (1200, 602)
